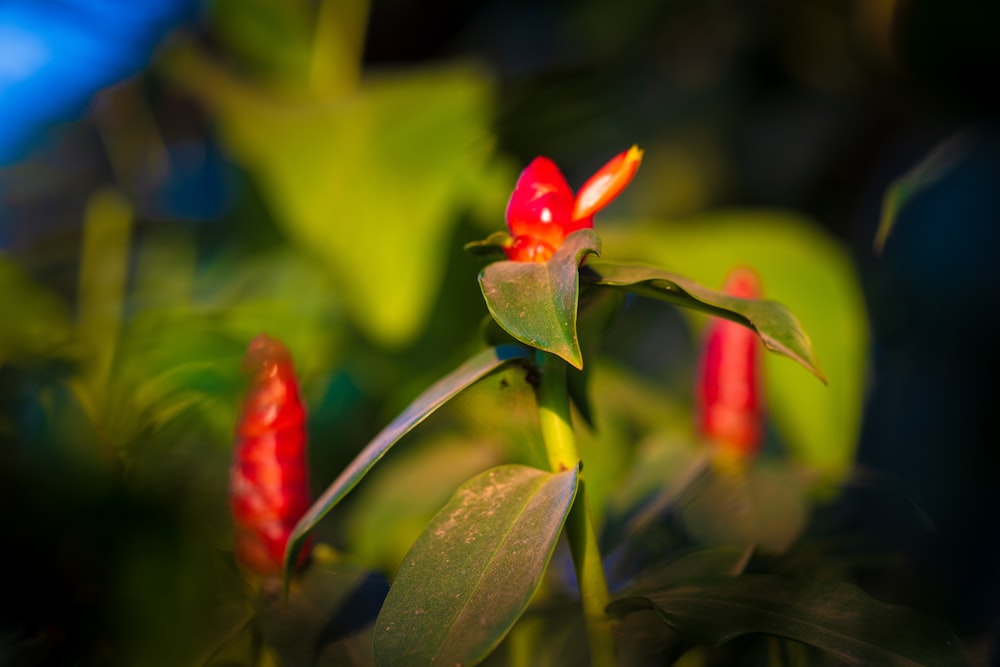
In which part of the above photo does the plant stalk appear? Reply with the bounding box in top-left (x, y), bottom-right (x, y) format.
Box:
top-left (535, 351), bottom-right (616, 666)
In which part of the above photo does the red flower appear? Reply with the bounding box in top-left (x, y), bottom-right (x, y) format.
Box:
top-left (696, 267), bottom-right (765, 460)
top-left (504, 146), bottom-right (643, 262)
top-left (230, 334), bottom-right (312, 578)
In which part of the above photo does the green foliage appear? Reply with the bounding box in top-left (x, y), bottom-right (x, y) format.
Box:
top-left (609, 575), bottom-right (968, 666)
top-left (582, 260), bottom-right (825, 382)
top-left (3, 1), bottom-right (961, 665)
top-left (285, 345), bottom-right (532, 584)
top-left (343, 436), bottom-right (505, 574)
top-left (478, 230), bottom-right (601, 369)
top-left (600, 212), bottom-right (867, 478)
top-left (0, 258), bottom-right (76, 365)
top-left (373, 464), bottom-right (579, 667)
top-left (169, 51), bottom-right (507, 348)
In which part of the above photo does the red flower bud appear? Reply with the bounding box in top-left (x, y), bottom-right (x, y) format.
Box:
top-left (696, 268), bottom-right (765, 460)
top-left (504, 146), bottom-right (643, 262)
top-left (571, 145), bottom-right (643, 224)
top-left (230, 334), bottom-right (312, 578)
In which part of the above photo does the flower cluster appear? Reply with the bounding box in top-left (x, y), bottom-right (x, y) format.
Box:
top-left (504, 146), bottom-right (643, 262)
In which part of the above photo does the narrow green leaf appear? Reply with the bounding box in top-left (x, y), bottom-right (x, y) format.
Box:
top-left (581, 261), bottom-right (825, 383)
top-left (608, 575), bottom-right (966, 667)
top-left (875, 132), bottom-right (967, 255)
top-left (463, 231), bottom-right (511, 260)
top-left (478, 229), bottom-right (600, 369)
top-left (374, 464), bottom-right (580, 667)
top-left (72, 189), bottom-right (133, 421)
top-left (284, 345), bottom-right (532, 585)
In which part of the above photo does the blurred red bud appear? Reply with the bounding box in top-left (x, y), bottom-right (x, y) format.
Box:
top-left (696, 267), bottom-right (765, 460)
top-left (230, 334), bottom-right (312, 578)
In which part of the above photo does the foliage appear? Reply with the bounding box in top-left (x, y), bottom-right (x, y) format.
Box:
top-left (0, 0), bottom-right (981, 666)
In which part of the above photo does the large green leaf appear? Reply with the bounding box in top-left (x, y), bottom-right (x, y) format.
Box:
top-left (608, 575), bottom-right (966, 667)
top-left (168, 51), bottom-right (503, 347)
top-left (284, 345), bottom-right (532, 584)
top-left (599, 214), bottom-right (866, 477)
top-left (582, 261), bottom-right (825, 383)
top-left (373, 464), bottom-right (579, 667)
top-left (478, 229), bottom-right (601, 369)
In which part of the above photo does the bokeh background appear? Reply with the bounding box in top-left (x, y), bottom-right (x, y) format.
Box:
top-left (2, 0), bottom-right (998, 664)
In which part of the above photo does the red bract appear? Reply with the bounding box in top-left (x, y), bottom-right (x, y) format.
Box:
top-left (504, 145), bottom-right (643, 262)
top-left (696, 267), bottom-right (765, 460)
top-left (230, 334), bottom-right (312, 578)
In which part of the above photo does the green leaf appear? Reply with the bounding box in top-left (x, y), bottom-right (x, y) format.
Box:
top-left (678, 463), bottom-right (809, 555)
top-left (608, 575), bottom-right (967, 667)
top-left (478, 229), bottom-right (601, 369)
top-left (343, 436), bottom-right (505, 574)
top-left (875, 132), bottom-right (967, 254)
top-left (284, 345), bottom-right (532, 585)
top-left (0, 258), bottom-right (76, 365)
top-left (463, 230), bottom-right (511, 260)
top-left (168, 52), bottom-right (503, 347)
top-left (626, 547), bottom-right (753, 594)
top-left (598, 213), bottom-right (866, 478)
top-left (373, 464), bottom-right (580, 667)
top-left (581, 261), bottom-right (825, 383)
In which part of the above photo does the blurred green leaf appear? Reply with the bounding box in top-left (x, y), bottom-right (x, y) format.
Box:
top-left (71, 189), bottom-right (132, 422)
top-left (106, 248), bottom-right (343, 449)
top-left (257, 554), bottom-right (382, 667)
top-left (478, 230), bottom-right (601, 369)
top-left (208, 0), bottom-right (314, 84)
top-left (285, 345), bottom-right (532, 584)
top-left (625, 546), bottom-right (753, 593)
top-left (608, 575), bottom-right (967, 667)
top-left (170, 52), bottom-right (502, 347)
top-left (582, 261), bottom-right (825, 383)
top-left (600, 213), bottom-right (867, 478)
top-left (373, 464), bottom-right (579, 667)
top-left (875, 131), bottom-right (967, 254)
top-left (0, 258), bottom-right (76, 365)
top-left (678, 463), bottom-right (809, 555)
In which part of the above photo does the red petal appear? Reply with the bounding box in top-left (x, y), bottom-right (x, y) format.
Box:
top-left (506, 157), bottom-right (574, 248)
top-left (505, 235), bottom-right (556, 262)
top-left (571, 145), bottom-right (642, 221)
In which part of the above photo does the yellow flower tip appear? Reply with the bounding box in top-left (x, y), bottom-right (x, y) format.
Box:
top-left (572, 145), bottom-right (644, 221)
top-left (708, 445), bottom-right (752, 478)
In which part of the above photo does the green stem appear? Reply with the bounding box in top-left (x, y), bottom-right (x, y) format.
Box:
top-left (535, 351), bottom-right (616, 666)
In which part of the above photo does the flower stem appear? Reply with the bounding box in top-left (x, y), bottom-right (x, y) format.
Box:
top-left (535, 351), bottom-right (616, 666)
